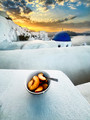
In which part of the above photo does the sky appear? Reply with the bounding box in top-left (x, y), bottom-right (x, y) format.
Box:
top-left (0, 0), bottom-right (90, 32)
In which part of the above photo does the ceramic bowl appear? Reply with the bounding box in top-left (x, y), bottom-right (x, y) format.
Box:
top-left (25, 71), bottom-right (51, 95)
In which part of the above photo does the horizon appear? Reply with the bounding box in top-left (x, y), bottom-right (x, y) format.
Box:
top-left (0, 0), bottom-right (90, 33)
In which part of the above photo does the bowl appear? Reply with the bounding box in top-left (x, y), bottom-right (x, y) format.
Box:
top-left (25, 71), bottom-right (51, 95)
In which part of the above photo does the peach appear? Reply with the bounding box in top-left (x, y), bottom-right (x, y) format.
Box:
top-left (28, 79), bottom-right (34, 89)
top-left (38, 73), bottom-right (46, 81)
top-left (42, 83), bottom-right (48, 90)
top-left (28, 76), bottom-right (40, 91)
top-left (35, 86), bottom-right (43, 93)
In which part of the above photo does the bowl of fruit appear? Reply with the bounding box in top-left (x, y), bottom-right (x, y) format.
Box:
top-left (25, 71), bottom-right (51, 94)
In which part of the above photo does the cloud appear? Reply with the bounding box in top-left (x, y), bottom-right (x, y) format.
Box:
top-left (86, 3), bottom-right (90, 7)
top-left (84, 3), bottom-right (90, 7)
top-left (62, 21), bottom-right (90, 28)
top-left (24, 0), bottom-right (90, 13)
top-left (67, 0), bottom-right (90, 9)
top-left (13, 15), bottom-right (90, 32)
top-left (3, 0), bottom-right (15, 7)
top-left (25, 0), bottom-right (64, 12)
top-left (1, 0), bottom-right (89, 15)
top-left (38, 0), bottom-right (90, 9)
top-left (38, 0), bottom-right (63, 6)
top-left (70, 0), bottom-right (78, 2)
top-left (70, 0), bottom-right (90, 7)
top-left (35, 15), bottom-right (77, 23)
top-left (76, 2), bottom-right (81, 6)
top-left (0, 2), bottom-right (3, 10)
top-left (68, 5), bottom-right (77, 9)
top-left (33, 20), bottom-right (90, 29)
top-left (0, 0), bottom-right (89, 32)
top-left (45, 0), bottom-right (55, 5)
top-left (0, 0), bottom-right (32, 14)
top-left (41, 0), bottom-right (64, 8)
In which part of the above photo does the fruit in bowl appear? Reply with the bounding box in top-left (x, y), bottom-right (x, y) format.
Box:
top-left (38, 73), bottom-right (46, 81)
top-left (28, 76), bottom-right (40, 91)
top-left (26, 71), bottom-right (50, 94)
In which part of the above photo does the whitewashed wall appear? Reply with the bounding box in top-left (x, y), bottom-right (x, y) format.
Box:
top-left (0, 46), bottom-right (90, 85)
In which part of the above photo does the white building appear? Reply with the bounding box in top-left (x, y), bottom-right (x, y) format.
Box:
top-left (52, 31), bottom-right (72, 47)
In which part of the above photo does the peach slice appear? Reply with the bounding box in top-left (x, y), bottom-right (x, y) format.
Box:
top-left (35, 86), bottom-right (43, 93)
top-left (42, 83), bottom-right (48, 90)
top-left (38, 73), bottom-right (46, 81)
top-left (28, 76), bottom-right (40, 91)
top-left (28, 79), bottom-right (34, 90)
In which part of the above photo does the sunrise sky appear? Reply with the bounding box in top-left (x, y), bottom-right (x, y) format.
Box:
top-left (0, 0), bottom-right (90, 32)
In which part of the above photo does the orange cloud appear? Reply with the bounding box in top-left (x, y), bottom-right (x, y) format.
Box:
top-left (6, 10), bottom-right (89, 33)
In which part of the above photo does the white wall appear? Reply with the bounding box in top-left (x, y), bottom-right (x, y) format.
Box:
top-left (0, 46), bottom-right (90, 85)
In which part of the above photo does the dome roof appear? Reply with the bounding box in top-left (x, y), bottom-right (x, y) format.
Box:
top-left (52, 31), bottom-right (71, 42)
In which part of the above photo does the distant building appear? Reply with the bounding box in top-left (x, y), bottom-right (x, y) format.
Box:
top-left (30, 31), bottom-right (49, 41)
top-left (40, 31), bottom-right (49, 41)
top-left (52, 31), bottom-right (72, 47)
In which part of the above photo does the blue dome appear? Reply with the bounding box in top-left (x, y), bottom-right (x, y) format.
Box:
top-left (52, 31), bottom-right (71, 42)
